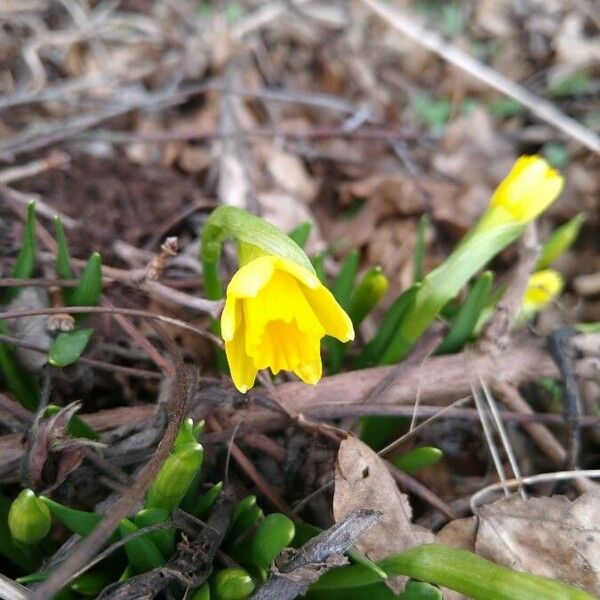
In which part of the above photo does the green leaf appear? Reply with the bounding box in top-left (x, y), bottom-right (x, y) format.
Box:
top-left (249, 513), bottom-right (295, 569)
top-left (541, 142), bottom-right (569, 169)
top-left (192, 481), bottom-right (224, 519)
top-left (536, 213), bottom-right (585, 270)
top-left (2, 201), bottom-right (37, 304)
top-left (119, 518), bottom-right (166, 573)
top-left (134, 508), bottom-right (175, 558)
top-left (399, 581), bottom-right (442, 599)
top-left (226, 495), bottom-right (263, 544)
top-left (412, 94), bottom-right (451, 131)
top-left (53, 215), bottom-right (76, 305)
top-left (212, 567), bottom-right (255, 600)
top-left (393, 447), bottom-right (443, 474)
top-left (356, 284), bottom-right (420, 368)
top-left (288, 222), bottom-right (312, 249)
top-left (378, 544), bottom-right (596, 600)
top-left (436, 271), bottom-right (494, 354)
top-left (190, 582), bottom-right (211, 600)
top-left (0, 320), bottom-right (40, 410)
top-left (413, 214), bottom-right (429, 283)
top-left (174, 418), bottom-right (204, 453)
top-left (48, 328), bottom-right (94, 367)
top-left (550, 71), bottom-right (590, 98)
top-left (39, 496), bottom-right (102, 537)
top-left (70, 570), bottom-right (115, 597)
top-left (489, 97), bottom-right (524, 119)
top-left (68, 253), bottom-right (102, 308)
top-left (332, 250), bottom-right (360, 309)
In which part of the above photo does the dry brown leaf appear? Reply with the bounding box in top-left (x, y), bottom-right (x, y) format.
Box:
top-left (265, 149), bottom-right (318, 205)
top-left (333, 435), bottom-right (434, 591)
top-left (475, 491), bottom-right (600, 595)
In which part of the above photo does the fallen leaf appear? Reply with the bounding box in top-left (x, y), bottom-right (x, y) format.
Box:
top-left (333, 435), bottom-right (434, 592)
top-left (475, 491), bottom-right (600, 596)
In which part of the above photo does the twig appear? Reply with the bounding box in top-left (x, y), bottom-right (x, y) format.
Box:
top-left (470, 469), bottom-right (600, 514)
top-left (31, 359), bottom-right (195, 600)
top-left (0, 151), bottom-right (70, 185)
top-left (0, 331), bottom-right (161, 380)
top-left (0, 573), bottom-right (29, 600)
top-left (360, 0), bottom-right (600, 154)
top-left (207, 416), bottom-right (295, 518)
top-left (251, 509), bottom-right (382, 600)
top-left (37, 252), bottom-right (223, 318)
top-left (547, 328), bottom-right (583, 470)
top-left (387, 463), bottom-right (455, 520)
top-left (481, 224), bottom-right (539, 352)
top-left (0, 305), bottom-right (220, 348)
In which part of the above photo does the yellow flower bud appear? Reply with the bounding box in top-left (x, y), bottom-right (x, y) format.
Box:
top-left (490, 155), bottom-right (564, 223)
top-left (8, 489), bottom-right (51, 545)
top-left (522, 269), bottom-right (564, 313)
top-left (221, 255), bottom-right (354, 393)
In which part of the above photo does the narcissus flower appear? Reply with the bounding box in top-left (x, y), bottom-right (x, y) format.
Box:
top-left (522, 269), bottom-right (564, 313)
top-left (490, 156), bottom-right (564, 221)
top-left (221, 255), bottom-right (354, 392)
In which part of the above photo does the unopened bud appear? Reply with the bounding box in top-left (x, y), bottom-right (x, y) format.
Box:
top-left (145, 442), bottom-right (204, 511)
top-left (8, 489), bottom-right (51, 544)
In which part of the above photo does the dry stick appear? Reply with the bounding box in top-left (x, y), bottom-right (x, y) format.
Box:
top-left (360, 0), bottom-right (600, 154)
top-left (0, 184), bottom-right (77, 230)
top-left (0, 331), bottom-right (161, 379)
top-left (101, 299), bottom-right (173, 376)
top-left (207, 416), bottom-right (295, 518)
top-left (0, 151), bottom-right (70, 185)
top-left (37, 252), bottom-right (222, 319)
top-left (31, 359), bottom-right (195, 600)
top-left (470, 469), bottom-right (600, 514)
top-left (547, 328), bottom-right (584, 471)
top-left (494, 381), bottom-right (567, 468)
top-left (387, 462), bottom-right (455, 520)
top-left (482, 224), bottom-right (540, 351)
top-left (0, 306), bottom-right (218, 347)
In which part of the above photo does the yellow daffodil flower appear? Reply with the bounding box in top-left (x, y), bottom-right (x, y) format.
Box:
top-left (221, 255), bottom-right (354, 392)
top-left (476, 156), bottom-right (564, 233)
top-left (522, 269), bottom-right (564, 313)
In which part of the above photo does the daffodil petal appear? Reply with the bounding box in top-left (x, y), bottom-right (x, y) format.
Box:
top-left (302, 285), bottom-right (355, 342)
top-left (274, 256), bottom-right (321, 289)
top-left (227, 255), bottom-right (276, 298)
top-left (221, 296), bottom-right (238, 341)
top-left (225, 330), bottom-right (258, 393)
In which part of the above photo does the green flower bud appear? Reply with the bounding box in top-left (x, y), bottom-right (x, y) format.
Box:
top-left (213, 567), bottom-right (255, 600)
top-left (348, 267), bottom-right (389, 327)
top-left (250, 513), bottom-right (295, 569)
top-left (8, 489), bottom-right (51, 545)
top-left (145, 442), bottom-right (203, 511)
